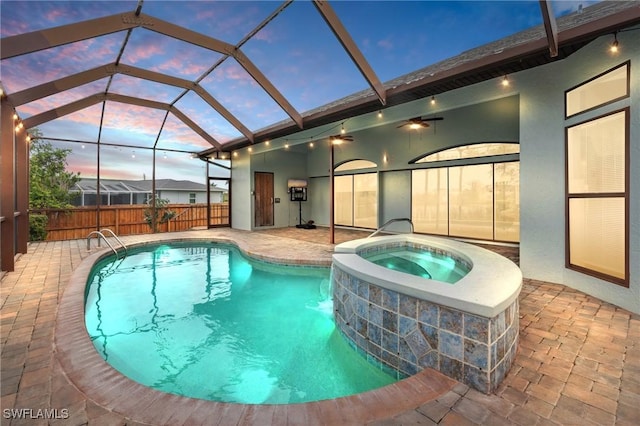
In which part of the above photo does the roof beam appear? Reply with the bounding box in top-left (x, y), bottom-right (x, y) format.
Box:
top-left (1, 12), bottom-right (141, 60)
top-left (138, 13), bottom-right (303, 129)
top-left (313, 0), bottom-right (386, 105)
top-left (539, 0), bottom-right (559, 57)
top-left (23, 95), bottom-right (104, 129)
top-left (9, 63), bottom-right (116, 106)
top-left (23, 93), bottom-right (221, 149)
top-left (10, 62), bottom-right (254, 143)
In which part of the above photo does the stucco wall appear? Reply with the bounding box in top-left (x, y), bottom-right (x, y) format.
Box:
top-left (518, 30), bottom-right (639, 314)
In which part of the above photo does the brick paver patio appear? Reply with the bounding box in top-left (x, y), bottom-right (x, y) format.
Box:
top-left (1, 229), bottom-right (638, 425)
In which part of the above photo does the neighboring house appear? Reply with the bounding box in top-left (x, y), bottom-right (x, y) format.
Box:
top-left (70, 178), bottom-right (226, 206)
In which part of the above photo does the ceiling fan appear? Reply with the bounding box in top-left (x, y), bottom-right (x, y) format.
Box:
top-left (397, 116), bottom-right (444, 129)
top-left (329, 134), bottom-right (354, 144)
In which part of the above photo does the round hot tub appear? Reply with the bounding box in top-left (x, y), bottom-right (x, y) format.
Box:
top-left (331, 234), bottom-right (522, 393)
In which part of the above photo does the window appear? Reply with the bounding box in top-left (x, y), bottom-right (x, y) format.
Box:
top-left (189, 193), bottom-right (197, 204)
top-left (414, 142), bottom-right (519, 163)
top-left (412, 162), bottom-right (519, 242)
top-left (334, 173), bottom-right (378, 229)
top-left (566, 108), bottom-right (628, 286)
top-left (565, 62), bottom-right (629, 118)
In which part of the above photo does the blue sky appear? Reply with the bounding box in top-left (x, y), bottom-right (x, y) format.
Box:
top-left (1, 0), bottom-right (596, 181)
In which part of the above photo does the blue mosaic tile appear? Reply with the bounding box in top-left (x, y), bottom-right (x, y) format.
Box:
top-left (399, 294), bottom-right (417, 317)
top-left (369, 304), bottom-right (383, 327)
top-left (464, 338), bottom-right (488, 371)
top-left (418, 300), bottom-right (439, 326)
top-left (464, 364), bottom-right (490, 394)
top-left (357, 280), bottom-right (369, 299)
top-left (418, 350), bottom-right (438, 370)
top-left (463, 313), bottom-right (489, 342)
top-left (440, 307), bottom-right (463, 334)
top-left (405, 328), bottom-right (431, 359)
top-left (399, 358), bottom-right (418, 376)
top-left (356, 297), bottom-right (368, 318)
top-left (382, 288), bottom-right (399, 311)
top-left (369, 284), bottom-right (382, 306)
top-left (382, 329), bottom-right (399, 354)
top-left (399, 315), bottom-right (417, 337)
top-left (419, 323), bottom-right (439, 350)
top-left (440, 354), bottom-right (463, 381)
top-left (367, 340), bottom-right (382, 359)
top-left (368, 323), bottom-right (382, 345)
top-left (398, 338), bottom-right (417, 363)
top-left (356, 315), bottom-right (368, 337)
top-left (381, 349), bottom-right (399, 368)
top-left (382, 309), bottom-right (398, 333)
top-left (439, 330), bottom-right (463, 361)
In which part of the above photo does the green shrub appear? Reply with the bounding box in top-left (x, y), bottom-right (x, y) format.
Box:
top-left (29, 214), bottom-right (48, 241)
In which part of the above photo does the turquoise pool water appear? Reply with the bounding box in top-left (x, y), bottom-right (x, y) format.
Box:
top-left (361, 246), bottom-right (470, 283)
top-left (84, 243), bottom-right (396, 404)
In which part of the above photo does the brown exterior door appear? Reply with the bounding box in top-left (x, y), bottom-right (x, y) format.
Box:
top-left (254, 172), bottom-right (274, 227)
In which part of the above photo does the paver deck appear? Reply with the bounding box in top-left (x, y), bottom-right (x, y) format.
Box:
top-left (1, 228), bottom-right (638, 425)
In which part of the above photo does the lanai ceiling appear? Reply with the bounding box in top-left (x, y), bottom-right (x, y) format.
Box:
top-left (2, 0), bottom-right (639, 158)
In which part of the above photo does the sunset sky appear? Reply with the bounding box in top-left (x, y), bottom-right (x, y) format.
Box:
top-left (1, 0), bottom-right (595, 181)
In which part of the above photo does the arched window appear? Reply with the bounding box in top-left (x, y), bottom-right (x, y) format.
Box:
top-left (335, 159), bottom-right (377, 172)
top-left (413, 142), bottom-right (519, 163)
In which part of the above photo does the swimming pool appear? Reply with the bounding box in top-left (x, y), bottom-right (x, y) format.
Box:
top-left (84, 242), bottom-right (397, 404)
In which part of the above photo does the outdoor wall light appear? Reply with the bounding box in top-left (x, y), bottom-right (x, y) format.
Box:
top-left (610, 32), bottom-right (619, 53)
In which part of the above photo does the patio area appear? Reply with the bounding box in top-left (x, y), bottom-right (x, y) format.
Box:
top-left (0, 228), bottom-right (638, 425)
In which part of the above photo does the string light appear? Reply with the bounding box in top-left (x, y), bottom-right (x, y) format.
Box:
top-left (610, 32), bottom-right (619, 53)
top-left (502, 75), bottom-right (510, 87)
top-left (233, 151), bottom-right (238, 157)
top-left (248, 146), bottom-right (253, 152)
top-left (265, 140), bottom-right (270, 146)
top-left (340, 123), bottom-right (345, 134)
top-left (430, 96), bottom-right (436, 105)
top-left (309, 141), bottom-right (314, 148)
top-left (13, 113), bottom-right (18, 120)
top-left (377, 110), bottom-right (382, 118)
top-left (131, 151), bottom-right (136, 159)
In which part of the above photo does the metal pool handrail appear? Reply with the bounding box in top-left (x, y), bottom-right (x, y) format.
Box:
top-left (367, 218), bottom-right (414, 238)
top-left (86, 229), bottom-right (128, 258)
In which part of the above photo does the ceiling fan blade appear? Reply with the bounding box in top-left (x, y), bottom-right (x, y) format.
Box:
top-left (422, 117), bottom-right (444, 121)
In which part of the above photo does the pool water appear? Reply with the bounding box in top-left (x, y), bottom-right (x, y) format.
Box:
top-left (362, 246), bottom-right (470, 283)
top-left (84, 243), bottom-right (396, 404)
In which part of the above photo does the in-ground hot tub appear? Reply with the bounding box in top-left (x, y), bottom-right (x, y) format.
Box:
top-left (332, 234), bottom-right (522, 393)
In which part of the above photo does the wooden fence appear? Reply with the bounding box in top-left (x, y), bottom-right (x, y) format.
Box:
top-left (31, 203), bottom-right (229, 241)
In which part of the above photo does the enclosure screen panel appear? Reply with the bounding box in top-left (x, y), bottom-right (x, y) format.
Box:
top-left (448, 164), bottom-right (494, 240)
top-left (494, 162), bottom-right (520, 242)
top-left (353, 173), bottom-right (378, 229)
top-left (334, 175), bottom-right (353, 226)
top-left (412, 169), bottom-right (448, 235)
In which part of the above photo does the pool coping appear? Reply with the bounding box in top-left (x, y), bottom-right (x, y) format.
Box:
top-left (54, 234), bottom-right (457, 425)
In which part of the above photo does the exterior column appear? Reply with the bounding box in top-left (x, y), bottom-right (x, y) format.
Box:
top-left (1, 98), bottom-right (16, 272)
top-left (15, 129), bottom-right (29, 254)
